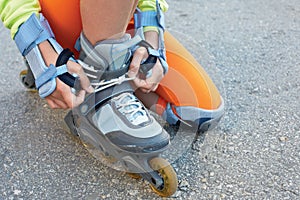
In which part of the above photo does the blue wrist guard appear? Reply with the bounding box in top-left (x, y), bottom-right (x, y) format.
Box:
top-left (14, 13), bottom-right (76, 98)
top-left (134, 0), bottom-right (168, 74)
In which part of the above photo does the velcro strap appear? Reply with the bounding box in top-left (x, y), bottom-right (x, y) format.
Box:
top-left (56, 48), bottom-right (74, 66)
top-left (35, 64), bottom-right (68, 90)
top-left (80, 82), bottom-right (133, 116)
top-left (83, 63), bottom-right (129, 81)
top-left (147, 47), bottom-right (160, 57)
top-left (54, 48), bottom-right (82, 92)
top-left (134, 0), bottom-right (165, 30)
top-left (14, 14), bottom-right (54, 56)
top-left (134, 11), bottom-right (160, 28)
top-left (136, 40), bottom-right (169, 74)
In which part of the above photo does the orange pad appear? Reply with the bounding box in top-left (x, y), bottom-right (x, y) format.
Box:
top-left (39, 0), bottom-right (82, 57)
top-left (157, 31), bottom-right (222, 110)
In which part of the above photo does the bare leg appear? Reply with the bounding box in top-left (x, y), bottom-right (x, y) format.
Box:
top-left (80, 0), bottom-right (138, 45)
top-left (135, 89), bottom-right (168, 116)
top-left (80, 0), bottom-right (163, 114)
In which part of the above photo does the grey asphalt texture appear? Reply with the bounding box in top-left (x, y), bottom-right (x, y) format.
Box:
top-left (0, 0), bottom-right (299, 199)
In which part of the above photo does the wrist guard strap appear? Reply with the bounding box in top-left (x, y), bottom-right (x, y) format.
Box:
top-left (14, 14), bottom-right (78, 98)
top-left (134, 0), bottom-right (168, 74)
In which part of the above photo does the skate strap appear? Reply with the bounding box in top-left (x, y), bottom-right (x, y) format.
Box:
top-left (15, 14), bottom-right (54, 56)
top-left (135, 40), bottom-right (158, 74)
top-left (78, 59), bottom-right (130, 81)
top-left (56, 49), bottom-right (82, 92)
top-left (35, 48), bottom-right (82, 93)
top-left (79, 82), bottom-right (133, 116)
top-left (134, 0), bottom-right (165, 31)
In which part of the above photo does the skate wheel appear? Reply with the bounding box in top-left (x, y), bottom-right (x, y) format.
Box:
top-left (19, 70), bottom-right (36, 91)
top-left (127, 172), bottom-right (142, 180)
top-left (149, 157), bottom-right (178, 197)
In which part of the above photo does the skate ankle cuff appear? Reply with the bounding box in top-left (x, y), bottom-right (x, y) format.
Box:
top-left (79, 32), bottom-right (158, 81)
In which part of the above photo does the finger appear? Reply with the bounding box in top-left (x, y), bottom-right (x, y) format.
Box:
top-left (132, 72), bottom-right (158, 91)
top-left (72, 90), bottom-right (86, 108)
top-left (151, 83), bottom-right (159, 92)
top-left (145, 64), bottom-right (164, 89)
top-left (46, 98), bottom-right (60, 109)
top-left (140, 88), bottom-right (152, 94)
top-left (135, 63), bottom-right (163, 91)
top-left (55, 79), bottom-right (77, 108)
top-left (132, 77), bottom-right (148, 89)
top-left (77, 69), bottom-right (94, 93)
top-left (59, 84), bottom-right (86, 108)
top-left (46, 97), bottom-right (68, 109)
top-left (45, 88), bottom-right (68, 109)
top-left (67, 61), bottom-right (94, 93)
top-left (128, 47), bottom-right (148, 77)
top-left (139, 82), bottom-right (158, 93)
top-left (52, 98), bottom-right (69, 109)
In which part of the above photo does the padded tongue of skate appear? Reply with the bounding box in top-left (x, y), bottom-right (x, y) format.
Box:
top-left (79, 33), bottom-right (142, 81)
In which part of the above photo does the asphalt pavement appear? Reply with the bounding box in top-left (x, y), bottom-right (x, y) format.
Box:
top-left (0, 0), bottom-right (299, 199)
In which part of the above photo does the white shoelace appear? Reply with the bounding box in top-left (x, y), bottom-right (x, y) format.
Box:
top-left (78, 60), bottom-right (148, 126)
top-left (113, 92), bottom-right (149, 126)
top-left (78, 60), bottom-right (135, 93)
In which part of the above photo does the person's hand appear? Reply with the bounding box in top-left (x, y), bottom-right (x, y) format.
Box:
top-left (128, 31), bottom-right (164, 93)
top-left (38, 40), bottom-right (93, 109)
top-left (45, 60), bottom-right (94, 109)
top-left (128, 46), bottom-right (164, 93)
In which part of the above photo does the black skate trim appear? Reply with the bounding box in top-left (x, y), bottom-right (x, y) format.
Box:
top-left (106, 130), bottom-right (170, 153)
top-left (79, 49), bottom-right (130, 81)
top-left (79, 82), bottom-right (133, 116)
top-left (82, 56), bottom-right (156, 82)
top-left (64, 111), bottom-right (79, 136)
top-left (55, 48), bottom-right (82, 92)
top-left (80, 39), bottom-right (157, 82)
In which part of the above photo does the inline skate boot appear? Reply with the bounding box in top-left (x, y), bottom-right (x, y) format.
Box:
top-left (16, 13), bottom-right (178, 197)
top-left (63, 32), bottom-right (178, 197)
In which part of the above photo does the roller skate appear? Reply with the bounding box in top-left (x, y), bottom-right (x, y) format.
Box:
top-left (63, 33), bottom-right (178, 197)
top-left (14, 12), bottom-right (178, 197)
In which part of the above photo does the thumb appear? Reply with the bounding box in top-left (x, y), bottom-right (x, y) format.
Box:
top-left (128, 47), bottom-right (147, 77)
